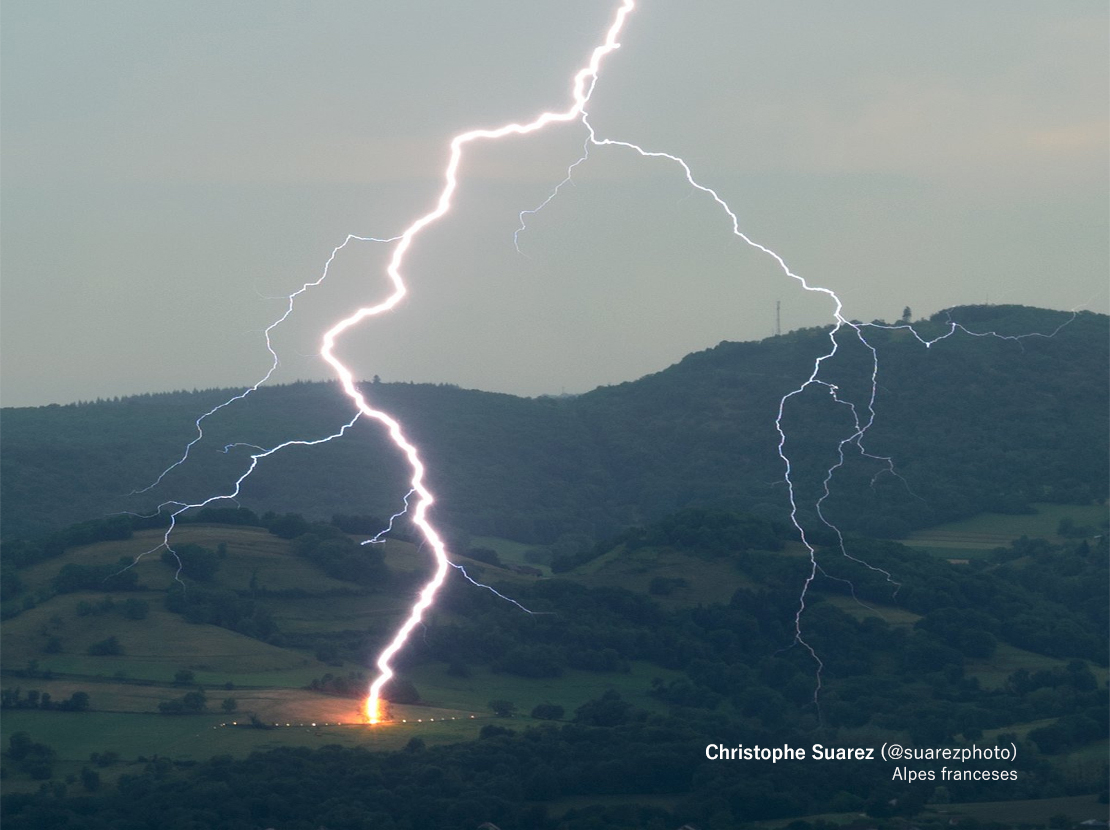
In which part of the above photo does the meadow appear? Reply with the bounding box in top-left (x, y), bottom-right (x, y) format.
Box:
top-left (0, 523), bottom-right (673, 775)
top-left (904, 502), bottom-right (1108, 561)
top-left (2, 505), bottom-right (1106, 826)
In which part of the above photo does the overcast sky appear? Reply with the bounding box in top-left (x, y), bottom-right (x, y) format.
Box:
top-left (3, 1), bottom-right (1107, 408)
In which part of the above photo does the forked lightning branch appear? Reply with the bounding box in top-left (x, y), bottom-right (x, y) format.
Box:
top-left (138, 0), bottom-right (1071, 724)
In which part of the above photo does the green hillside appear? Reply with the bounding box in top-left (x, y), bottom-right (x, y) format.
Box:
top-left (2, 305), bottom-right (1107, 828)
top-left (2, 305), bottom-right (1106, 544)
top-left (1, 508), bottom-right (1106, 827)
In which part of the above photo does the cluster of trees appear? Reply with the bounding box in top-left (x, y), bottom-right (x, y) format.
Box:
top-left (289, 523), bottom-right (388, 587)
top-left (86, 636), bottom-right (123, 656)
top-left (164, 584), bottom-right (279, 643)
top-left (3, 733), bottom-right (57, 782)
top-left (306, 671), bottom-right (368, 698)
top-left (157, 690), bottom-right (208, 715)
top-left (161, 544), bottom-right (222, 582)
top-left (155, 684), bottom-right (237, 715)
top-left (0, 688), bottom-right (89, 712)
top-left (623, 508), bottom-right (787, 556)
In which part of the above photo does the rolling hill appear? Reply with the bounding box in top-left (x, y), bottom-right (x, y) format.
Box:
top-left (1, 304), bottom-right (1107, 828)
top-left (1, 305), bottom-right (1106, 546)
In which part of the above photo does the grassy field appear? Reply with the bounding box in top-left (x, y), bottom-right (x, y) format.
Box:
top-left (963, 642), bottom-right (1077, 690)
top-left (0, 705), bottom-right (489, 786)
top-left (935, 793), bottom-right (1109, 825)
top-left (2, 522), bottom-right (685, 773)
top-left (2, 594), bottom-right (317, 678)
top-left (904, 502), bottom-right (1109, 561)
top-left (268, 593), bottom-right (413, 634)
top-left (469, 535), bottom-right (548, 572)
top-left (3, 509), bottom-right (1105, 805)
top-left (823, 594), bottom-right (922, 628)
top-left (750, 793), bottom-right (1109, 829)
top-left (571, 542), bottom-right (774, 609)
top-left (408, 659), bottom-right (681, 718)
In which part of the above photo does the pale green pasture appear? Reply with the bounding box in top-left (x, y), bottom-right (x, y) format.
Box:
top-left (823, 594), bottom-right (921, 627)
top-left (408, 660), bottom-right (680, 718)
top-left (963, 642), bottom-right (1078, 689)
top-left (468, 535), bottom-right (537, 566)
top-left (0, 708), bottom-right (486, 767)
top-left (937, 793), bottom-right (1108, 825)
top-left (268, 594), bottom-right (411, 634)
top-left (904, 502), bottom-right (1109, 557)
top-left (2, 594), bottom-right (317, 677)
top-left (573, 544), bottom-right (763, 609)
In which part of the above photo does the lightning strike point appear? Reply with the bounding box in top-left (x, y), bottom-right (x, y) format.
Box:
top-left (134, 0), bottom-right (1079, 728)
top-left (365, 696), bottom-right (382, 725)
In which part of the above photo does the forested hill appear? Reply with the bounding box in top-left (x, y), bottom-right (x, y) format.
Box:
top-left (2, 305), bottom-right (1106, 543)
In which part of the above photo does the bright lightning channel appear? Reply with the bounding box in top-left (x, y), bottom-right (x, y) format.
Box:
top-left (140, 1), bottom-right (637, 727)
top-left (327, 0), bottom-right (637, 725)
top-left (140, 0), bottom-right (1078, 725)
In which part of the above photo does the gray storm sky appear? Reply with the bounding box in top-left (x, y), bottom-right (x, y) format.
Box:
top-left (3, 1), bottom-right (1107, 408)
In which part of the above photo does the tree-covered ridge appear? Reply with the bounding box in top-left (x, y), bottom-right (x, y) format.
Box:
top-left (2, 305), bottom-right (1105, 543)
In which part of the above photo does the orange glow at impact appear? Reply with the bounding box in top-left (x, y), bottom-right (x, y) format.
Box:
top-left (365, 696), bottom-right (382, 725)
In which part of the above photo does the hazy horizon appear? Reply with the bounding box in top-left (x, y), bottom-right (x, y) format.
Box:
top-left (3, 1), bottom-right (1107, 408)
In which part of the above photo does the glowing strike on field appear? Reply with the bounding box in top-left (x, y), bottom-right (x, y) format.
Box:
top-left (342, 0), bottom-right (636, 725)
top-left (140, 0), bottom-right (1078, 724)
top-left (138, 0), bottom-right (635, 726)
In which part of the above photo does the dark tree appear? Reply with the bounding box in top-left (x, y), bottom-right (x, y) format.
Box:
top-left (530, 703), bottom-right (564, 720)
top-left (87, 636), bottom-right (122, 656)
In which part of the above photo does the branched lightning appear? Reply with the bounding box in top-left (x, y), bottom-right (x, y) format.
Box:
top-left (119, 413), bottom-right (361, 586)
top-left (360, 489), bottom-right (415, 545)
top-left (513, 108), bottom-right (886, 693)
top-left (132, 234), bottom-right (398, 496)
top-left (511, 11), bottom-right (1076, 703)
top-left (451, 563), bottom-right (535, 613)
top-left (328, 0), bottom-right (638, 723)
top-left (138, 0), bottom-right (636, 725)
top-left (136, 0), bottom-right (1079, 725)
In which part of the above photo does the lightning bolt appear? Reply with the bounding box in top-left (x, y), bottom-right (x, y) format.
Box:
top-left (337, 0), bottom-right (637, 724)
top-left (360, 489), bottom-right (414, 545)
top-left (510, 9), bottom-right (1078, 703)
top-left (137, 0), bottom-right (635, 726)
top-left (131, 233), bottom-right (398, 496)
top-left (513, 108), bottom-right (880, 694)
top-left (138, 0), bottom-right (1079, 725)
